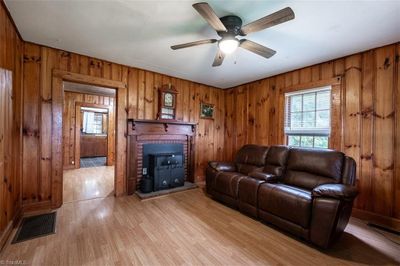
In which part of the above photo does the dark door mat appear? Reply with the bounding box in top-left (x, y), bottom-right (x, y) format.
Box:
top-left (135, 182), bottom-right (198, 200)
top-left (12, 212), bottom-right (56, 244)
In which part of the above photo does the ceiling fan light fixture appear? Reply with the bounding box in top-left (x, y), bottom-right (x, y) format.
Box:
top-left (218, 38), bottom-right (239, 54)
top-left (171, 3), bottom-right (294, 66)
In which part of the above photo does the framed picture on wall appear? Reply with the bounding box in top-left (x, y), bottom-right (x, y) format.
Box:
top-left (200, 102), bottom-right (214, 119)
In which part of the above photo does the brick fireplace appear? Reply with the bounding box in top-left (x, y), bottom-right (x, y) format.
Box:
top-left (126, 119), bottom-right (196, 194)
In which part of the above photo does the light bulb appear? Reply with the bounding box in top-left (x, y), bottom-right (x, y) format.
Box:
top-left (218, 38), bottom-right (239, 54)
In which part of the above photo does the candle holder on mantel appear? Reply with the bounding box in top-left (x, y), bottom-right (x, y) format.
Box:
top-left (157, 84), bottom-right (178, 120)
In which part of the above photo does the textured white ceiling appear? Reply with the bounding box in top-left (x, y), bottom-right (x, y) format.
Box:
top-left (5, 0), bottom-right (400, 88)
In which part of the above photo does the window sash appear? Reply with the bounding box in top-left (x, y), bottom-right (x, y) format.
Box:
top-left (284, 87), bottom-right (331, 136)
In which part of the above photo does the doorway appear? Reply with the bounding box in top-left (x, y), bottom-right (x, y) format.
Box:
top-left (62, 81), bottom-right (116, 203)
top-left (51, 69), bottom-right (127, 208)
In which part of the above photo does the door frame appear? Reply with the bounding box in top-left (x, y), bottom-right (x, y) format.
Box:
top-left (52, 69), bottom-right (127, 208)
top-left (75, 102), bottom-right (114, 169)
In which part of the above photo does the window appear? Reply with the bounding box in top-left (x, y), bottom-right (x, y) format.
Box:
top-left (284, 87), bottom-right (331, 148)
top-left (81, 107), bottom-right (108, 135)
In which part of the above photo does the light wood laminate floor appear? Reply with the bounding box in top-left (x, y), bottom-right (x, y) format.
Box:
top-left (1, 188), bottom-right (399, 265)
top-left (63, 166), bottom-right (114, 203)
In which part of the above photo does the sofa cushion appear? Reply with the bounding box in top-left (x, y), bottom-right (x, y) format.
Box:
top-left (258, 183), bottom-right (312, 228)
top-left (284, 148), bottom-right (344, 190)
top-left (234, 144), bottom-right (269, 166)
top-left (236, 164), bottom-right (263, 175)
top-left (208, 161), bottom-right (236, 172)
top-left (248, 171), bottom-right (279, 182)
top-left (215, 172), bottom-right (246, 198)
top-left (263, 145), bottom-right (290, 176)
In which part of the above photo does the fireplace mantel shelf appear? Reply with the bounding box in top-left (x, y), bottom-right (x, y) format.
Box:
top-left (128, 119), bottom-right (197, 126)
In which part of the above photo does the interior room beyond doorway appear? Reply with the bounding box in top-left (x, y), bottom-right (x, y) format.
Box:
top-left (62, 81), bottom-right (116, 203)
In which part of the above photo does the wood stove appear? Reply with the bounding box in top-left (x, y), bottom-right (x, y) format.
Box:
top-left (149, 152), bottom-right (184, 191)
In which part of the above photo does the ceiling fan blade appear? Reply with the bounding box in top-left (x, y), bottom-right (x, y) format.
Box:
top-left (240, 7), bottom-right (294, 35)
top-left (240, 40), bottom-right (276, 59)
top-left (193, 2), bottom-right (227, 32)
top-left (171, 39), bottom-right (217, 50)
top-left (212, 49), bottom-right (225, 67)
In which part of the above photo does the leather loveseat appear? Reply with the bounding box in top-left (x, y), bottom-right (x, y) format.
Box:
top-left (206, 144), bottom-right (358, 248)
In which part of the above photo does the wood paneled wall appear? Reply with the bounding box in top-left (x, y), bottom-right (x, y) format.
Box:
top-left (224, 42), bottom-right (400, 221)
top-left (2, 0), bottom-right (398, 224)
top-left (21, 43), bottom-right (224, 207)
top-left (0, 1), bottom-right (23, 243)
top-left (63, 91), bottom-right (115, 169)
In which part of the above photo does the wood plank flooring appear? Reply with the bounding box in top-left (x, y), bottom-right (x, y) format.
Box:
top-left (63, 166), bottom-right (114, 203)
top-left (1, 188), bottom-right (399, 265)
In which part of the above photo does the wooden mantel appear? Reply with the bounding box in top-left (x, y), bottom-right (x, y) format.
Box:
top-left (127, 119), bottom-right (196, 194)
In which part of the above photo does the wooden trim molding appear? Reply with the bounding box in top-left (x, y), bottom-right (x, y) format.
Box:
top-left (53, 69), bottom-right (126, 89)
top-left (22, 200), bottom-right (52, 213)
top-left (52, 70), bottom-right (127, 208)
top-left (352, 208), bottom-right (400, 231)
top-left (0, 208), bottom-right (22, 251)
top-left (280, 76), bottom-right (342, 94)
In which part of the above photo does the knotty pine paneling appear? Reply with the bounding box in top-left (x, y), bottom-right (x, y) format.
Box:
top-left (0, 1), bottom-right (23, 242)
top-left (62, 91), bottom-right (115, 169)
top-left (2, 0), bottom-right (398, 224)
top-left (224, 42), bottom-right (400, 221)
top-left (21, 43), bottom-right (224, 207)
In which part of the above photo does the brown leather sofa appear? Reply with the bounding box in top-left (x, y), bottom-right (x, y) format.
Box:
top-left (206, 144), bottom-right (358, 248)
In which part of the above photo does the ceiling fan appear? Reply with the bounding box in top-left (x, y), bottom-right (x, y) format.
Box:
top-left (171, 2), bottom-right (295, 67)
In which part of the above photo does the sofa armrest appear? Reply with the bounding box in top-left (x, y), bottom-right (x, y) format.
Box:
top-left (248, 171), bottom-right (279, 183)
top-left (312, 184), bottom-right (358, 201)
top-left (208, 161), bottom-right (236, 172)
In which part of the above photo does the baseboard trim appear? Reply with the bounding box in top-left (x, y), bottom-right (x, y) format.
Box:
top-left (0, 207), bottom-right (23, 252)
top-left (352, 208), bottom-right (400, 231)
top-left (22, 201), bottom-right (53, 213)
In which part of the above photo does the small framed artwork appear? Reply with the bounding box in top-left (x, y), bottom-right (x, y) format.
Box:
top-left (200, 102), bottom-right (214, 119)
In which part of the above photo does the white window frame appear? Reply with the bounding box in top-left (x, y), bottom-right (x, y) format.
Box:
top-left (284, 86), bottom-right (332, 148)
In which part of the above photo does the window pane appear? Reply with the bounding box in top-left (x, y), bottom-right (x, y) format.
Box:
top-left (287, 135), bottom-right (329, 149)
top-left (301, 136), bottom-right (314, 147)
top-left (285, 87), bottom-right (331, 138)
top-left (314, 136), bottom-right (329, 148)
top-left (288, 135), bottom-right (300, 146)
top-left (317, 91), bottom-right (330, 110)
top-left (291, 112), bottom-right (302, 128)
top-left (303, 93), bottom-right (315, 111)
top-left (82, 111), bottom-right (103, 134)
top-left (303, 111), bottom-right (315, 127)
top-left (316, 110), bottom-right (329, 128)
top-left (291, 95), bottom-right (302, 112)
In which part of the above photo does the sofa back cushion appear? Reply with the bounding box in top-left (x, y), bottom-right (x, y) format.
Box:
top-left (284, 148), bottom-right (344, 190)
top-left (263, 145), bottom-right (290, 176)
top-left (234, 145), bottom-right (269, 175)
